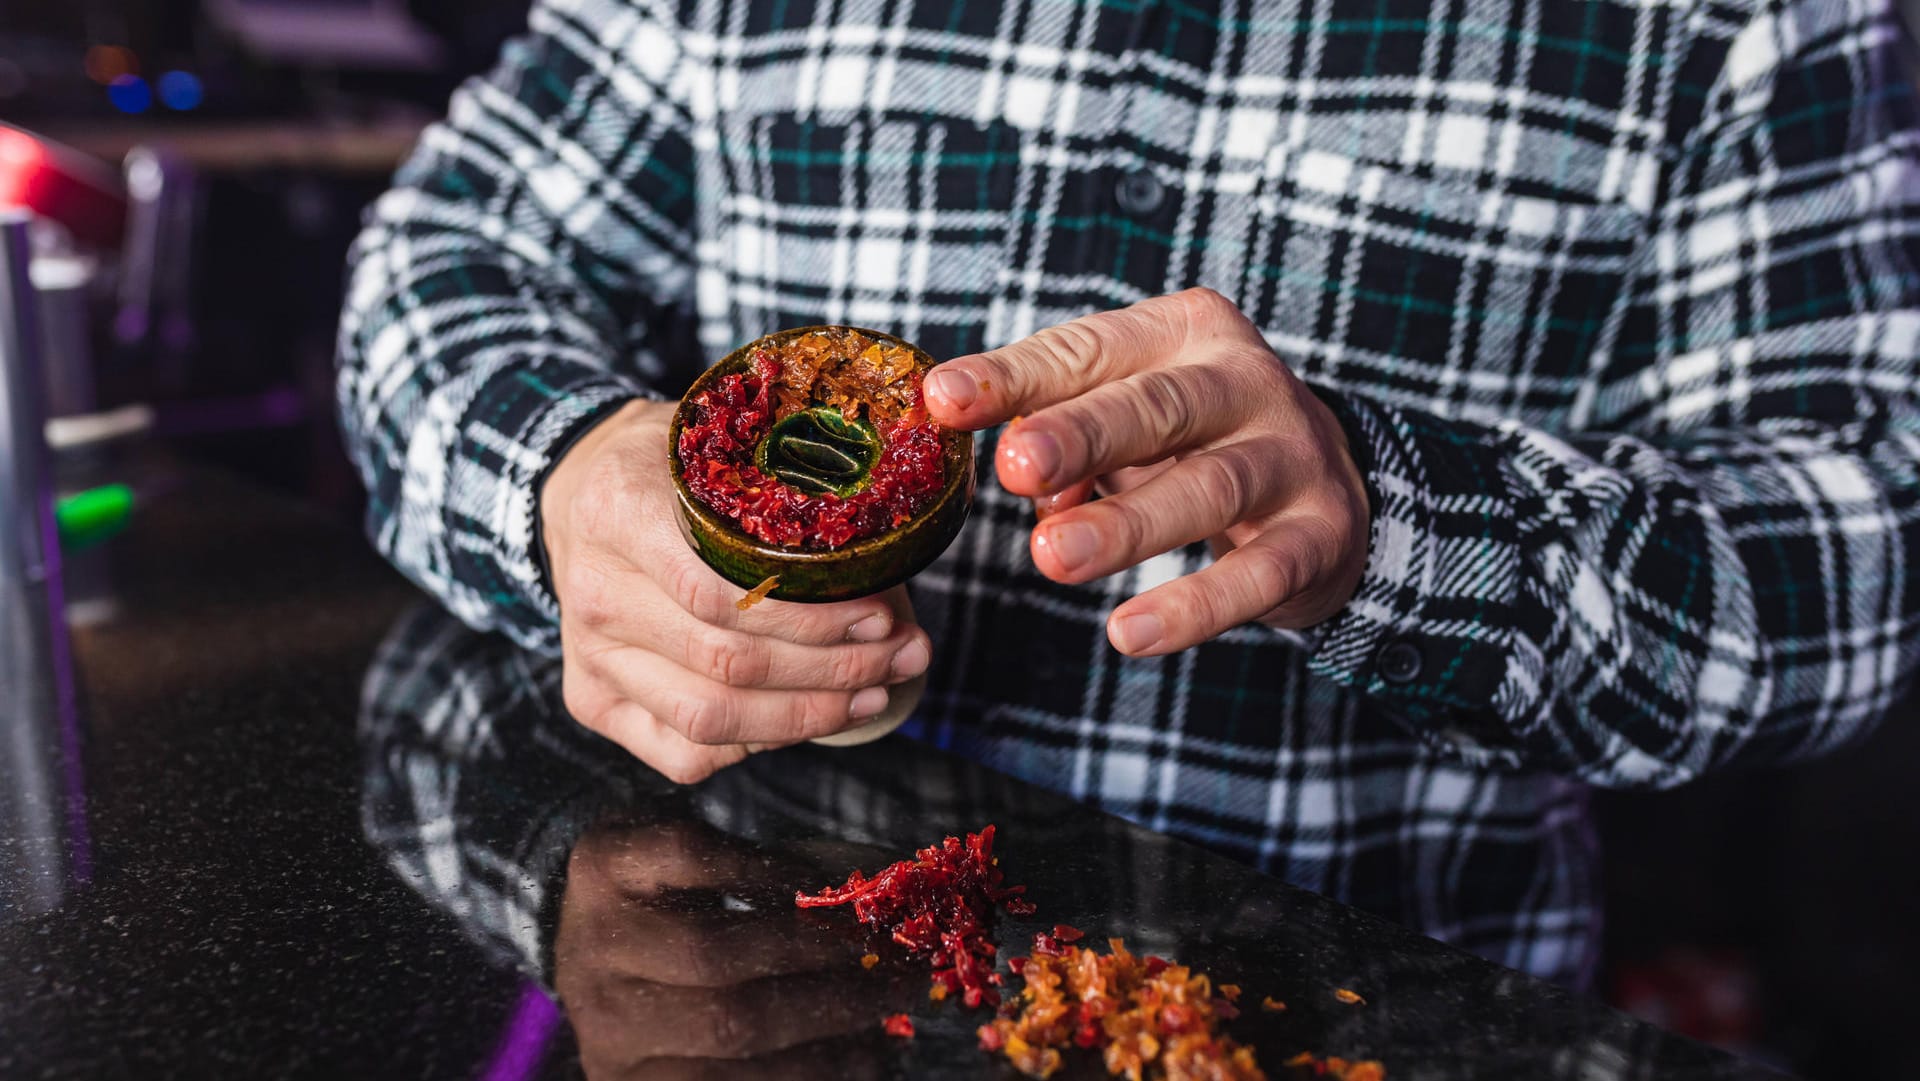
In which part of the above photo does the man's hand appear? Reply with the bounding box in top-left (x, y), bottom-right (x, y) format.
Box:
top-left (540, 400), bottom-right (932, 784)
top-left (556, 820), bottom-right (894, 1079)
top-left (924, 288), bottom-right (1370, 656)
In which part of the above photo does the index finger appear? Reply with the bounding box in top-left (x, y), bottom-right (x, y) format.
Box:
top-left (924, 292), bottom-right (1197, 430)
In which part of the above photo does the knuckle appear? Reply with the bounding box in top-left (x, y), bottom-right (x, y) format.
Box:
top-left (1301, 510), bottom-right (1353, 570)
top-left (806, 604), bottom-right (865, 645)
top-left (1035, 318), bottom-right (1109, 382)
top-left (1090, 498), bottom-right (1146, 556)
top-left (1064, 408), bottom-right (1112, 474)
top-left (1313, 489), bottom-right (1364, 551)
top-left (825, 644), bottom-right (878, 690)
top-left (667, 692), bottom-right (731, 746)
top-left (1127, 369), bottom-right (1204, 448)
top-left (1173, 286), bottom-right (1234, 326)
top-left (1197, 574), bottom-right (1248, 633)
top-left (794, 691), bottom-right (843, 739)
top-left (693, 625), bottom-right (762, 686)
top-left (1243, 542), bottom-right (1307, 606)
top-left (1239, 342), bottom-right (1294, 386)
top-left (1270, 431), bottom-right (1320, 463)
top-left (560, 561), bottom-right (617, 629)
top-left (1195, 444), bottom-right (1263, 516)
top-left (665, 557), bottom-right (728, 622)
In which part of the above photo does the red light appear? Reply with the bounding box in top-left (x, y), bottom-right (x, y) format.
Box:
top-left (0, 125), bottom-right (128, 246)
top-left (0, 127), bottom-right (47, 208)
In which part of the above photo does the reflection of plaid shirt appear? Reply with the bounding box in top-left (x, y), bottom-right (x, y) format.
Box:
top-left (337, 0), bottom-right (1920, 985)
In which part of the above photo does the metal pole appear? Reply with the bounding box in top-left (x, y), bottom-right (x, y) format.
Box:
top-left (0, 209), bottom-right (53, 588)
top-left (0, 210), bottom-right (85, 918)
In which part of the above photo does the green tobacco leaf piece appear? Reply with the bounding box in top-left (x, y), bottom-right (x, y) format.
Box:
top-left (757, 406), bottom-right (882, 497)
top-left (780, 435), bottom-right (865, 475)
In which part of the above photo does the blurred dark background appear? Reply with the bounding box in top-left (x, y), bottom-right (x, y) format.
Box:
top-left (2, 2), bottom-right (1916, 1078)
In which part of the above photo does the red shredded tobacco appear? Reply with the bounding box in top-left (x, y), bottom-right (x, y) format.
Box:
top-left (883, 1013), bottom-right (916, 1039)
top-left (679, 330), bottom-right (948, 549)
top-left (796, 825), bottom-right (1029, 1010)
top-left (982, 933), bottom-right (1268, 1081)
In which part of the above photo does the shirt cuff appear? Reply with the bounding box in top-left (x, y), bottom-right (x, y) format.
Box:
top-left (1302, 387), bottom-right (1523, 760)
top-left (449, 359), bottom-right (648, 653)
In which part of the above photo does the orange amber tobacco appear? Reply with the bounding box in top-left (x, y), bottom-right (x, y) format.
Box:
top-left (1282, 1053), bottom-right (1386, 1080)
top-left (734, 574), bottom-right (780, 610)
top-left (979, 933), bottom-right (1267, 1081)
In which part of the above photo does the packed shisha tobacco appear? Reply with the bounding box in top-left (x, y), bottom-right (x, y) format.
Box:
top-left (978, 931), bottom-right (1273, 1081)
top-left (679, 328), bottom-right (947, 549)
top-left (794, 825), bottom-right (1035, 1009)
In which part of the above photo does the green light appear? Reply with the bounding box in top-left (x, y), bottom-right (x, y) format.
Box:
top-left (56, 483), bottom-right (134, 552)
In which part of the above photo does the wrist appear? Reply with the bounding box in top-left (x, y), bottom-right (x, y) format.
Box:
top-left (538, 397), bottom-right (670, 597)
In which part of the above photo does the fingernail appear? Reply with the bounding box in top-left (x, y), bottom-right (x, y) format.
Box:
top-left (891, 637), bottom-right (930, 680)
top-left (1110, 611), bottom-right (1165, 653)
top-left (1038, 521), bottom-right (1099, 573)
top-left (1013, 429), bottom-right (1062, 483)
top-left (927, 368), bottom-right (979, 410)
top-left (847, 614), bottom-right (893, 642)
top-left (850, 686), bottom-right (890, 718)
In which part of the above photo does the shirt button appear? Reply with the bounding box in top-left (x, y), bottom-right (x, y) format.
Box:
top-left (1378, 639), bottom-right (1423, 684)
top-left (1114, 169), bottom-right (1165, 216)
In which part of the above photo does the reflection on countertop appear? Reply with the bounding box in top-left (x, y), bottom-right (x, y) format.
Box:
top-left (0, 463), bottom-right (1787, 1080)
top-left (360, 604), bottom-right (1785, 1081)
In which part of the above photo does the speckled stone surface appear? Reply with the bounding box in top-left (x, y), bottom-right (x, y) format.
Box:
top-left (0, 467), bottom-right (1788, 1080)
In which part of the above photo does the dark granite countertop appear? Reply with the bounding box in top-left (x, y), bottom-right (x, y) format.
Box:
top-left (0, 464), bottom-right (1787, 1080)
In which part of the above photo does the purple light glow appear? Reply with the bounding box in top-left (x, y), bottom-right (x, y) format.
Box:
top-left (478, 982), bottom-right (561, 1081)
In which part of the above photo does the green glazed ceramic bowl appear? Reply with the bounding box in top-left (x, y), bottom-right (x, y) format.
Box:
top-left (668, 326), bottom-right (975, 603)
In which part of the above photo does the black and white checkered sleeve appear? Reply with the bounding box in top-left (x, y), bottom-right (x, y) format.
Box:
top-left (335, 0), bottom-right (699, 652)
top-left (1306, 0), bottom-right (1920, 787)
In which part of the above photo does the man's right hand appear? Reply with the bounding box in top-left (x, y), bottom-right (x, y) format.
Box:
top-left (539, 400), bottom-right (931, 784)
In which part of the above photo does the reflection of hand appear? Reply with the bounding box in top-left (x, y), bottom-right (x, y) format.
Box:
top-left (539, 399), bottom-right (932, 783)
top-left (925, 289), bottom-right (1370, 655)
top-left (554, 820), bottom-right (891, 1080)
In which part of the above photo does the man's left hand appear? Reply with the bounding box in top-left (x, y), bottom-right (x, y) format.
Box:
top-left (923, 288), bottom-right (1371, 656)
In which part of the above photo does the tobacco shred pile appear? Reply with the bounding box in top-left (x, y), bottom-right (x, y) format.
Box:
top-left (795, 825), bottom-right (1034, 1009)
top-left (679, 328), bottom-right (946, 549)
top-left (1280, 1054), bottom-right (1386, 1080)
top-left (802, 827), bottom-right (1385, 1081)
top-left (978, 931), bottom-right (1266, 1081)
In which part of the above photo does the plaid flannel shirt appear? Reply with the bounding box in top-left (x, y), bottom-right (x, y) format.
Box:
top-left (337, 0), bottom-right (1920, 985)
